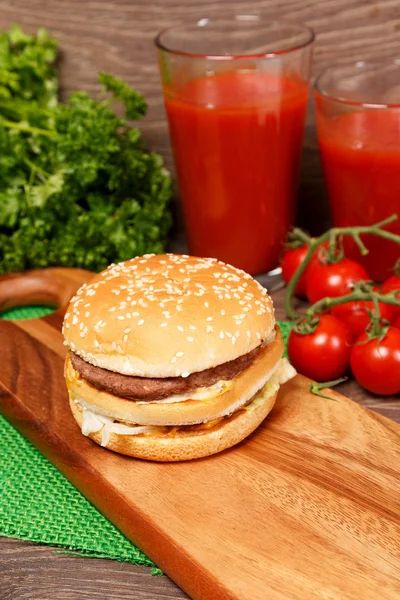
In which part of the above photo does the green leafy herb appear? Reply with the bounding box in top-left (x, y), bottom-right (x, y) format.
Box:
top-left (0, 25), bottom-right (172, 274)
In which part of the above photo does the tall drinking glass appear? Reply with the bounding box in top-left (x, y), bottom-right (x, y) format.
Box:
top-left (315, 61), bottom-right (400, 281)
top-left (155, 16), bottom-right (314, 275)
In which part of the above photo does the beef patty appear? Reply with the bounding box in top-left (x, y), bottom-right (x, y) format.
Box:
top-left (70, 344), bottom-right (262, 401)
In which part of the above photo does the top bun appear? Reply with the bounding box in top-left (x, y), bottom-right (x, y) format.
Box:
top-left (62, 254), bottom-right (275, 378)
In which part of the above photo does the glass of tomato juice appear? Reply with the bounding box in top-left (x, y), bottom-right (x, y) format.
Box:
top-left (155, 16), bottom-right (314, 275)
top-left (315, 61), bottom-right (400, 281)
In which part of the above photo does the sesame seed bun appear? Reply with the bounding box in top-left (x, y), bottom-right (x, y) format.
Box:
top-left (69, 389), bottom-right (278, 462)
top-left (65, 327), bottom-right (284, 426)
top-left (62, 254), bottom-right (275, 378)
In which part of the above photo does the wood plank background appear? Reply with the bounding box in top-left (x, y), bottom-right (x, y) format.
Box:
top-left (1, 1), bottom-right (400, 599)
top-left (0, 0), bottom-right (399, 234)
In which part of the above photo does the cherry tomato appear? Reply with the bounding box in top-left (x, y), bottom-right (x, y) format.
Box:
top-left (381, 275), bottom-right (400, 316)
top-left (332, 300), bottom-right (396, 338)
top-left (382, 275), bottom-right (400, 293)
top-left (280, 245), bottom-right (311, 298)
top-left (288, 315), bottom-right (353, 382)
top-left (350, 327), bottom-right (400, 395)
top-left (394, 314), bottom-right (400, 329)
top-left (306, 258), bottom-right (370, 304)
top-left (280, 242), bottom-right (328, 298)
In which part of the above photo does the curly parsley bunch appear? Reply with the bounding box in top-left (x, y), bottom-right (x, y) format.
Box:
top-left (0, 25), bottom-right (172, 274)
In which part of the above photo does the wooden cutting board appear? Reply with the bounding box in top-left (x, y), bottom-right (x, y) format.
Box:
top-left (1, 267), bottom-right (400, 600)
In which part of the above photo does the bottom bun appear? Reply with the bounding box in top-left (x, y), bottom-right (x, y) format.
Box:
top-left (69, 392), bottom-right (277, 462)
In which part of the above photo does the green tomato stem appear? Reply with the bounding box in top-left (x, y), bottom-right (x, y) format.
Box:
top-left (309, 377), bottom-right (348, 400)
top-left (370, 294), bottom-right (382, 337)
top-left (304, 289), bottom-right (400, 319)
top-left (284, 215), bottom-right (400, 320)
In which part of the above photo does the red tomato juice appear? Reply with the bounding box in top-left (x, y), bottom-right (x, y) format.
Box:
top-left (164, 71), bottom-right (309, 274)
top-left (317, 108), bottom-right (400, 281)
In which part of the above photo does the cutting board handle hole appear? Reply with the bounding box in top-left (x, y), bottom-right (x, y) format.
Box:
top-left (0, 272), bottom-right (68, 319)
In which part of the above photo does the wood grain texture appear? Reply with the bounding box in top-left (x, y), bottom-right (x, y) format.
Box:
top-left (0, 0), bottom-right (399, 234)
top-left (0, 538), bottom-right (189, 600)
top-left (1, 268), bottom-right (400, 600)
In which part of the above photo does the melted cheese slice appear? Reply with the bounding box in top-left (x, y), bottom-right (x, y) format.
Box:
top-left (136, 379), bottom-right (233, 405)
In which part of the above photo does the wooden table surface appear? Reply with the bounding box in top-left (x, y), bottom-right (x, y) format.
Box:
top-left (1, 0), bottom-right (400, 598)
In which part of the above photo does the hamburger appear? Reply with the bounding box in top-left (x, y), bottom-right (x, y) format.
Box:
top-left (63, 254), bottom-right (295, 461)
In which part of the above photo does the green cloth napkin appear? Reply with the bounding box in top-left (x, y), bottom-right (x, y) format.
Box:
top-left (0, 306), bottom-right (292, 570)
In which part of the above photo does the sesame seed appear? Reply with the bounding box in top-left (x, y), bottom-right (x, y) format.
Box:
top-left (236, 320), bottom-right (242, 325)
top-left (123, 335), bottom-right (128, 342)
top-left (204, 302), bottom-right (209, 308)
top-left (117, 316), bottom-right (125, 321)
top-left (109, 307), bottom-right (116, 312)
top-left (206, 316), bottom-right (213, 322)
top-left (138, 319), bottom-right (144, 326)
top-left (177, 326), bottom-right (184, 332)
top-left (72, 315), bottom-right (78, 325)
top-left (187, 337), bottom-right (194, 342)
top-left (161, 322), bottom-right (168, 327)
top-left (170, 356), bottom-right (177, 364)
top-left (189, 325), bottom-right (197, 330)
top-left (220, 331), bottom-right (225, 339)
top-left (247, 331), bottom-right (251, 338)
top-left (124, 328), bottom-right (131, 334)
top-left (221, 309), bottom-right (226, 315)
top-left (206, 325), bottom-right (214, 333)
top-left (176, 351), bottom-right (184, 357)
